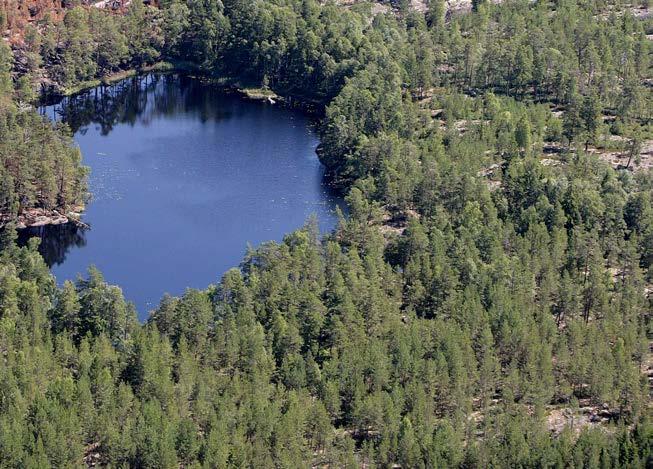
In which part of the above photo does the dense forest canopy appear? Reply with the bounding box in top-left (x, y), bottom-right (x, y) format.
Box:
top-left (0, 0), bottom-right (652, 467)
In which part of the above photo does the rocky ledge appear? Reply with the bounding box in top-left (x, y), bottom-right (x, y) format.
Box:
top-left (0, 206), bottom-right (87, 230)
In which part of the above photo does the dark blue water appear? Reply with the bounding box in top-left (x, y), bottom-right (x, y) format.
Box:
top-left (24, 74), bottom-right (343, 317)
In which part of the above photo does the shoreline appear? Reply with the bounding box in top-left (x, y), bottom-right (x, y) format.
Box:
top-left (1, 206), bottom-right (87, 231)
top-left (39, 63), bottom-right (326, 115)
top-left (39, 62), bottom-right (180, 102)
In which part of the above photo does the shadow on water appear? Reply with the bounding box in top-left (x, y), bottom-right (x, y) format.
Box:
top-left (17, 224), bottom-right (88, 268)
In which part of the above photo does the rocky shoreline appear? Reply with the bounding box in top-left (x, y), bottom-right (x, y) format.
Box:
top-left (1, 206), bottom-right (87, 230)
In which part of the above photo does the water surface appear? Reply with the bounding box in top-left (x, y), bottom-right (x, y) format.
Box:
top-left (22, 74), bottom-right (343, 317)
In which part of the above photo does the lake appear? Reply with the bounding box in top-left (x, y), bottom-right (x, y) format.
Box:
top-left (21, 74), bottom-right (344, 318)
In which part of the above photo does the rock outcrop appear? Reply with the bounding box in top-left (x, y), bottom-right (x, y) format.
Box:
top-left (0, 206), bottom-right (87, 230)
top-left (1, 0), bottom-right (65, 43)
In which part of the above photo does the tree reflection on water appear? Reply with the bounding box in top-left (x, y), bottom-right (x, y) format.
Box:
top-left (17, 223), bottom-right (88, 268)
top-left (40, 73), bottom-right (238, 135)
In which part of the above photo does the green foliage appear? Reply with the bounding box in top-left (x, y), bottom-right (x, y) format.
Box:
top-left (0, 0), bottom-right (651, 467)
top-left (0, 108), bottom-right (88, 219)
